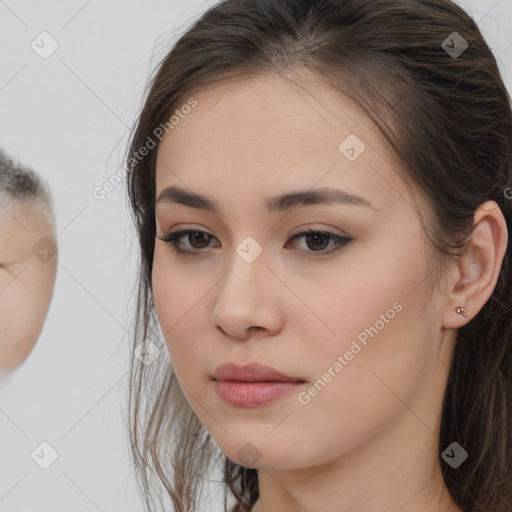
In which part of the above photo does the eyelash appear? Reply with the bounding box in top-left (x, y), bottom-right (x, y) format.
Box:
top-left (157, 228), bottom-right (352, 257)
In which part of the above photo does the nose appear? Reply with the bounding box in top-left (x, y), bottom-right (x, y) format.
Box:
top-left (210, 248), bottom-right (285, 341)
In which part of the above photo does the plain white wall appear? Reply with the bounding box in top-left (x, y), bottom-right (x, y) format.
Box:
top-left (0, 1), bottom-right (510, 511)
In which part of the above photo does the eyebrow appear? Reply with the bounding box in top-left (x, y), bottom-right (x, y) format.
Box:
top-left (156, 185), bottom-right (375, 213)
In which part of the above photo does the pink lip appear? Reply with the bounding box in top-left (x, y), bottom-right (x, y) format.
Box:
top-left (212, 362), bottom-right (302, 382)
top-left (212, 362), bottom-right (305, 408)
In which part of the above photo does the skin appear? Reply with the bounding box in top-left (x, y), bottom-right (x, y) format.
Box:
top-left (151, 72), bottom-right (508, 512)
top-left (0, 201), bottom-right (58, 374)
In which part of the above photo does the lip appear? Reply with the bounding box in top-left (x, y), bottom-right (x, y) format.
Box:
top-left (212, 362), bottom-right (305, 408)
top-left (212, 362), bottom-right (303, 382)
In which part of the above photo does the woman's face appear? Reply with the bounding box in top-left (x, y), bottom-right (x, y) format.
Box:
top-left (0, 202), bottom-right (57, 373)
top-left (152, 73), bottom-right (455, 471)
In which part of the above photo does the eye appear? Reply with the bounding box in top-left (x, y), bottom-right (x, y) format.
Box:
top-left (286, 228), bottom-right (352, 254)
top-left (157, 228), bottom-right (352, 257)
top-left (158, 229), bottom-right (219, 255)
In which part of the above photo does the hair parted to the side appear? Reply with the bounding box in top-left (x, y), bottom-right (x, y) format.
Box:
top-left (125, 1), bottom-right (512, 511)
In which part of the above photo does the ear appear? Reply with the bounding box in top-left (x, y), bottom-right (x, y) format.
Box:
top-left (442, 200), bottom-right (508, 328)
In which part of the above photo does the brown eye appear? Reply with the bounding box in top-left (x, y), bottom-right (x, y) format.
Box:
top-left (158, 228), bottom-right (352, 257)
top-left (286, 228), bottom-right (352, 255)
top-left (185, 231), bottom-right (213, 249)
top-left (157, 229), bottom-right (218, 254)
top-left (302, 232), bottom-right (331, 251)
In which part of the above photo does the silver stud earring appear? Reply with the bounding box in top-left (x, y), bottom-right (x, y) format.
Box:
top-left (455, 306), bottom-right (467, 318)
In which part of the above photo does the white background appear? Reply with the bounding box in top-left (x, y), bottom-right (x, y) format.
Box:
top-left (0, 1), bottom-right (510, 511)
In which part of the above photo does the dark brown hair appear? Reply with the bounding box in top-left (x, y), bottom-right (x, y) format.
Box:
top-left (125, 1), bottom-right (512, 511)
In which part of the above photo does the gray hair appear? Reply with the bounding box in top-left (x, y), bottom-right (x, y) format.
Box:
top-left (0, 147), bottom-right (55, 226)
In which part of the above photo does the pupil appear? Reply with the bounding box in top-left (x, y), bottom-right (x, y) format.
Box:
top-left (307, 233), bottom-right (328, 250)
top-left (191, 232), bottom-right (210, 248)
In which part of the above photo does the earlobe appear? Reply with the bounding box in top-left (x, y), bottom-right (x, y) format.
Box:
top-left (442, 201), bottom-right (508, 329)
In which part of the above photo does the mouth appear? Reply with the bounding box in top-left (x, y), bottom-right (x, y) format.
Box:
top-left (212, 362), bottom-right (306, 407)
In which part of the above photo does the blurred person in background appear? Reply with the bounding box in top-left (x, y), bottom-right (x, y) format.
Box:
top-left (0, 148), bottom-right (58, 376)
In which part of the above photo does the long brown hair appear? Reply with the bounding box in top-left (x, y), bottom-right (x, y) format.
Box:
top-left (125, 1), bottom-right (512, 510)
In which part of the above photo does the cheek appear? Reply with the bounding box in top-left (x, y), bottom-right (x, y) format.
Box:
top-left (316, 230), bottom-right (432, 367)
top-left (257, 284), bottom-right (432, 468)
top-left (152, 250), bottom-right (188, 334)
top-left (152, 249), bottom-right (209, 375)
top-left (295, 262), bottom-right (435, 436)
top-left (288, 243), bottom-right (423, 359)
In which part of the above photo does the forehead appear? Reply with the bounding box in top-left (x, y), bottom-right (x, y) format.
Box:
top-left (155, 72), bottom-right (410, 213)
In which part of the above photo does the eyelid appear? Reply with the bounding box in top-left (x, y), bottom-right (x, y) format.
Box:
top-left (288, 224), bottom-right (350, 239)
top-left (159, 223), bottom-right (349, 239)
